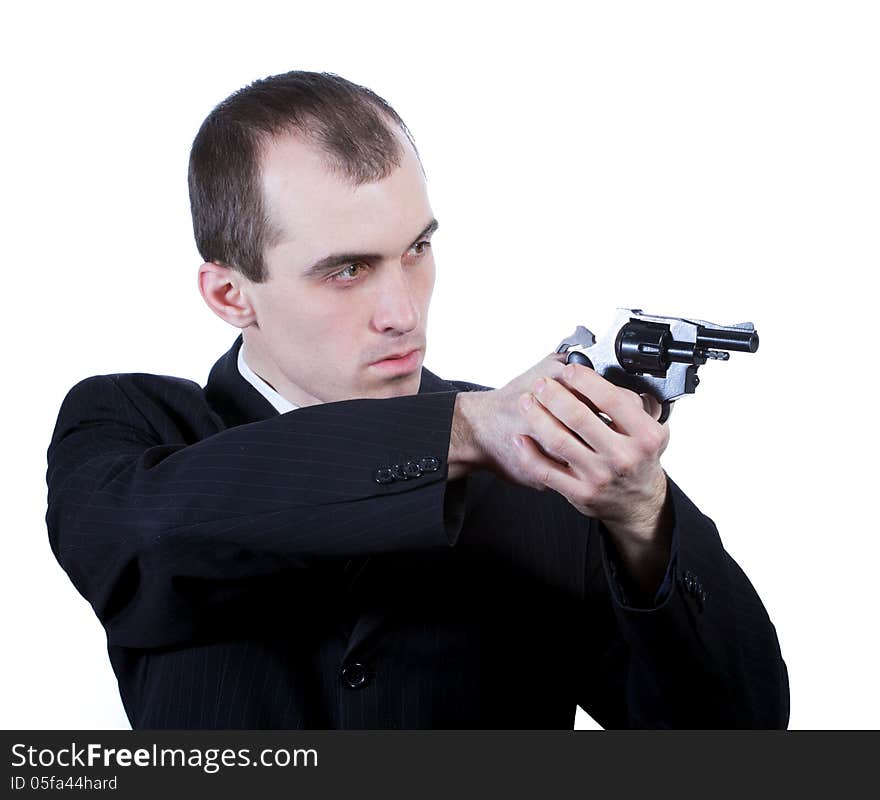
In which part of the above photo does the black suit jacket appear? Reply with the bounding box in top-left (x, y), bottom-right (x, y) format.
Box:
top-left (45, 334), bottom-right (789, 728)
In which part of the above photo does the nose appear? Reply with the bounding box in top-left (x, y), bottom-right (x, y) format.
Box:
top-left (371, 262), bottom-right (420, 334)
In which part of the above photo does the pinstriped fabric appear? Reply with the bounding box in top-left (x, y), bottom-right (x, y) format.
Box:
top-left (46, 334), bottom-right (788, 729)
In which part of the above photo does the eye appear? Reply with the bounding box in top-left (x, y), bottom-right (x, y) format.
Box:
top-left (332, 262), bottom-right (369, 283)
top-left (408, 241), bottom-right (432, 257)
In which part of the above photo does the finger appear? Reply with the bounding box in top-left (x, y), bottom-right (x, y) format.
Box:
top-left (558, 362), bottom-right (655, 437)
top-left (640, 393), bottom-right (663, 422)
top-left (518, 389), bottom-right (608, 476)
top-left (528, 377), bottom-right (622, 457)
top-left (513, 434), bottom-right (603, 514)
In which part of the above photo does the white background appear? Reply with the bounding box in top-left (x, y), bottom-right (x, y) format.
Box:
top-left (2, 0), bottom-right (877, 729)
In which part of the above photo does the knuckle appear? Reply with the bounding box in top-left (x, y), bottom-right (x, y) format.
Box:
top-left (537, 466), bottom-right (553, 486)
top-left (575, 491), bottom-right (595, 509)
top-left (658, 426), bottom-right (671, 453)
top-left (626, 389), bottom-right (644, 408)
top-left (591, 467), bottom-right (613, 493)
top-left (570, 407), bottom-right (593, 432)
top-left (574, 480), bottom-right (597, 507)
top-left (549, 433), bottom-right (569, 459)
top-left (638, 429), bottom-right (663, 457)
top-left (542, 378), bottom-right (560, 398)
top-left (650, 424), bottom-right (671, 454)
top-left (611, 451), bottom-right (636, 478)
top-left (608, 387), bottom-right (633, 414)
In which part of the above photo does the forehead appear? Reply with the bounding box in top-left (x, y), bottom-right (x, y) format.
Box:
top-left (259, 129), bottom-right (432, 264)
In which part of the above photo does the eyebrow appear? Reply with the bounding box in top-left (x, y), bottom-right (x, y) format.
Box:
top-left (302, 218), bottom-right (439, 278)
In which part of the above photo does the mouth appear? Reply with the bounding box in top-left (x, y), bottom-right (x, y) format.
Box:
top-left (369, 348), bottom-right (422, 375)
top-left (373, 348), bottom-right (419, 362)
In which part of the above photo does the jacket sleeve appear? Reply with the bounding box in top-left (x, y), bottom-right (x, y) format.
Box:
top-left (578, 473), bottom-right (790, 729)
top-left (46, 375), bottom-right (468, 649)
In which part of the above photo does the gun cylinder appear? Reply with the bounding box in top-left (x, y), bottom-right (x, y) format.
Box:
top-left (696, 328), bottom-right (759, 353)
top-left (617, 322), bottom-right (670, 374)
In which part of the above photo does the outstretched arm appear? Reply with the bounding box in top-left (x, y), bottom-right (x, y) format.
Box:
top-left (47, 374), bottom-right (469, 649)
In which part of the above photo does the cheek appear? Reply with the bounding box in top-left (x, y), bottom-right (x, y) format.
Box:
top-left (282, 297), bottom-right (368, 366)
top-left (416, 261), bottom-right (436, 304)
top-left (261, 289), bottom-right (337, 351)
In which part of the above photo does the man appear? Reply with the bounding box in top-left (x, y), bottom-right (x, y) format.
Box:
top-left (46, 71), bottom-right (788, 729)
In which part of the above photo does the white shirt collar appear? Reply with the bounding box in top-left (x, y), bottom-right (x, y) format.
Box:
top-left (237, 345), bottom-right (299, 414)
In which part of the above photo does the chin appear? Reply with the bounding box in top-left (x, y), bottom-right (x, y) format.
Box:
top-left (377, 372), bottom-right (422, 398)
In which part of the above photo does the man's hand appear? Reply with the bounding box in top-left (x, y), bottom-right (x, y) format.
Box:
top-left (449, 353), bottom-right (566, 481)
top-left (516, 361), bottom-right (670, 538)
top-left (449, 355), bottom-right (674, 595)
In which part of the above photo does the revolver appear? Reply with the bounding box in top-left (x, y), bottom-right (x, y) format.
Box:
top-left (556, 309), bottom-right (759, 424)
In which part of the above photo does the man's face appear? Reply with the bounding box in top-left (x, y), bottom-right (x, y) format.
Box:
top-left (241, 129), bottom-right (437, 406)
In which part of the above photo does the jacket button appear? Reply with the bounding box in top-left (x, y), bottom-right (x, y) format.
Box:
top-left (340, 662), bottom-right (371, 689)
top-left (374, 467), bottom-right (394, 484)
top-left (419, 456), bottom-right (441, 473)
top-left (403, 461), bottom-right (423, 478)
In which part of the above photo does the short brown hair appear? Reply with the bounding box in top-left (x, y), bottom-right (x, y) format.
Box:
top-left (188, 71), bottom-right (418, 283)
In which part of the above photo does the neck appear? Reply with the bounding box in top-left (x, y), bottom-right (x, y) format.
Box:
top-left (240, 333), bottom-right (322, 407)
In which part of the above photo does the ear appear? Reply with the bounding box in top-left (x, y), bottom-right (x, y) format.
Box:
top-left (197, 262), bottom-right (258, 329)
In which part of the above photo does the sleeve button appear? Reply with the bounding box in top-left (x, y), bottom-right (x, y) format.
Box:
top-left (340, 662), bottom-right (371, 689)
top-left (418, 456), bottom-right (441, 473)
top-left (374, 467), bottom-right (394, 484)
top-left (390, 464), bottom-right (408, 481)
top-left (403, 461), bottom-right (423, 478)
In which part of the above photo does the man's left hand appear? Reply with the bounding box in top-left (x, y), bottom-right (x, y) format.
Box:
top-left (513, 362), bottom-right (671, 546)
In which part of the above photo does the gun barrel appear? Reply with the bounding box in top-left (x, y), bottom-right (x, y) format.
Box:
top-left (696, 328), bottom-right (759, 353)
